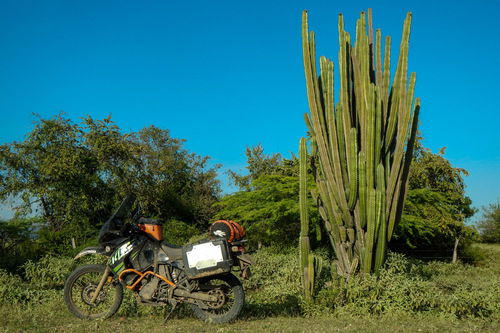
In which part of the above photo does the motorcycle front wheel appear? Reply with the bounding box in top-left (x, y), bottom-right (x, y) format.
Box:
top-left (64, 264), bottom-right (123, 319)
top-left (190, 273), bottom-right (244, 324)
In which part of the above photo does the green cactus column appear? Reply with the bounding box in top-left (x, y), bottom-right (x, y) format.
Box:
top-left (300, 9), bottom-right (420, 275)
top-left (299, 137), bottom-right (313, 301)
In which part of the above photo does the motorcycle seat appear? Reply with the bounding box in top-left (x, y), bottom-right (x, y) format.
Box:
top-left (161, 242), bottom-right (183, 261)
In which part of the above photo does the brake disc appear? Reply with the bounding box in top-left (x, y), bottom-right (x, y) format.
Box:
top-left (81, 284), bottom-right (105, 306)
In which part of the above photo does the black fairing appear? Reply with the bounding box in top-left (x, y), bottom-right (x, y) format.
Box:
top-left (130, 235), bottom-right (155, 271)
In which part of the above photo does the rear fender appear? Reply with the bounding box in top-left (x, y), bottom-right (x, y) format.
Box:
top-left (236, 253), bottom-right (253, 265)
top-left (236, 253), bottom-right (253, 280)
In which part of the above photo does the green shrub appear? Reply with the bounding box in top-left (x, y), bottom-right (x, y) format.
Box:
top-left (23, 254), bottom-right (106, 288)
top-left (0, 269), bottom-right (58, 305)
top-left (242, 246), bottom-right (302, 317)
top-left (313, 251), bottom-right (500, 319)
top-left (460, 243), bottom-right (488, 264)
top-left (1, 244), bottom-right (499, 322)
top-left (23, 256), bottom-right (75, 288)
top-left (163, 219), bottom-right (203, 246)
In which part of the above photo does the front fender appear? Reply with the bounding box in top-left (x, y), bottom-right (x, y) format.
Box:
top-left (74, 246), bottom-right (108, 260)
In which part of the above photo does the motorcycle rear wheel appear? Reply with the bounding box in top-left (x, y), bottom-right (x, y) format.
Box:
top-left (190, 273), bottom-right (244, 324)
top-left (64, 264), bottom-right (123, 319)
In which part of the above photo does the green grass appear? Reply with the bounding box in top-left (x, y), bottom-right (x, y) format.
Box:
top-left (1, 244), bottom-right (499, 332)
top-left (1, 307), bottom-right (498, 333)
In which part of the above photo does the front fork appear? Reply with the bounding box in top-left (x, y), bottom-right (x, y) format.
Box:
top-left (90, 266), bottom-right (111, 304)
top-left (73, 246), bottom-right (113, 304)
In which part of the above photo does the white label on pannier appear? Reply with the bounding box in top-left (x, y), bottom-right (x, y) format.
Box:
top-left (186, 242), bottom-right (224, 269)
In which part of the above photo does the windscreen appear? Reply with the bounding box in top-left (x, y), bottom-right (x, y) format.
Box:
top-left (98, 193), bottom-right (136, 245)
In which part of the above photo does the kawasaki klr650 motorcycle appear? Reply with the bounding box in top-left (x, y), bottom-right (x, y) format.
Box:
top-left (64, 195), bottom-right (252, 323)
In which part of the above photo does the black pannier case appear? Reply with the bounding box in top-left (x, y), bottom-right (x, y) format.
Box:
top-left (182, 239), bottom-right (232, 279)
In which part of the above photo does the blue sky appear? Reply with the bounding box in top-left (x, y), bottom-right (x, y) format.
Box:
top-left (0, 0), bottom-right (498, 220)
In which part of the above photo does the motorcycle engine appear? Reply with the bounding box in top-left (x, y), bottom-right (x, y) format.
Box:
top-left (138, 275), bottom-right (159, 301)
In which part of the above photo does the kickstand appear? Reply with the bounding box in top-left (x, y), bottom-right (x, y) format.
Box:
top-left (163, 302), bottom-right (177, 324)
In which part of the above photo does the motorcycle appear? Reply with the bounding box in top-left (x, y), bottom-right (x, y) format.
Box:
top-left (63, 194), bottom-right (252, 324)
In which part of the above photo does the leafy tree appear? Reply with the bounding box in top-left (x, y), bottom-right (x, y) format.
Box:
top-left (392, 147), bottom-right (476, 258)
top-left (407, 147), bottom-right (474, 220)
top-left (216, 175), bottom-right (295, 247)
top-left (82, 117), bottom-right (221, 227)
top-left (476, 201), bottom-right (500, 243)
top-left (0, 114), bottom-right (112, 238)
top-left (0, 114), bottom-right (220, 255)
top-left (215, 146), bottom-right (321, 248)
top-left (227, 144), bottom-right (283, 191)
top-left (221, 143), bottom-right (476, 261)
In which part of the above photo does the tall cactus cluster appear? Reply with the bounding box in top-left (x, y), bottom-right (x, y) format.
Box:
top-left (300, 9), bottom-right (420, 276)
